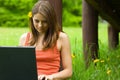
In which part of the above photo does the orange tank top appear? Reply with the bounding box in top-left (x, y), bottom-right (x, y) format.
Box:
top-left (24, 33), bottom-right (60, 75)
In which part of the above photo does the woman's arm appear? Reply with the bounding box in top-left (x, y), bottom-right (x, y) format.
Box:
top-left (19, 33), bottom-right (27, 46)
top-left (48, 32), bottom-right (72, 80)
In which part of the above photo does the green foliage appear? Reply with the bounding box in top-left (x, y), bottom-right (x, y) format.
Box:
top-left (0, 0), bottom-right (37, 27)
top-left (63, 10), bottom-right (82, 27)
top-left (62, 0), bottom-right (82, 27)
top-left (0, 0), bottom-right (82, 27)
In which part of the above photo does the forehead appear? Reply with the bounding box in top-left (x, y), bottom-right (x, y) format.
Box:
top-left (33, 13), bottom-right (46, 20)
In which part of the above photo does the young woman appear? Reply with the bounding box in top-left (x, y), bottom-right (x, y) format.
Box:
top-left (19, 1), bottom-right (72, 80)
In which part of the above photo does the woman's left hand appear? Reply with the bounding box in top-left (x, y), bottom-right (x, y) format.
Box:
top-left (38, 75), bottom-right (54, 80)
top-left (45, 75), bottom-right (53, 80)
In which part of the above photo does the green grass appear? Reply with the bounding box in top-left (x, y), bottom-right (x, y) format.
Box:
top-left (0, 23), bottom-right (120, 79)
top-left (64, 23), bottom-right (120, 80)
top-left (0, 27), bottom-right (28, 46)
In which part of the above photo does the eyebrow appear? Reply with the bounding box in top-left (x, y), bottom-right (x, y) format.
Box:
top-left (34, 18), bottom-right (46, 21)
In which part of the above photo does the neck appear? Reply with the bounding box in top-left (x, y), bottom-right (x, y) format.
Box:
top-left (38, 32), bottom-right (45, 37)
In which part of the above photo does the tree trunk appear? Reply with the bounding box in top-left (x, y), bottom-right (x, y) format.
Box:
top-left (108, 24), bottom-right (119, 49)
top-left (39, 0), bottom-right (62, 30)
top-left (82, 0), bottom-right (99, 68)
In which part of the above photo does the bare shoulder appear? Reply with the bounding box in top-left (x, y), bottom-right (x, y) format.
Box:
top-left (20, 33), bottom-right (28, 40)
top-left (58, 32), bottom-right (70, 45)
top-left (57, 32), bottom-right (70, 51)
top-left (19, 33), bottom-right (28, 46)
top-left (59, 32), bottom-right (69, 39)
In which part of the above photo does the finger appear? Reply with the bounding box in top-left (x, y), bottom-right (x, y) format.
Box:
top-left (45, 76), bottom-right (52, 80)
top-left (42, 77), bottom-right (45, 80)
top-left (38, 75), bottom-right (45, 80)
top-left (45, 77), bottom-right (48, 80)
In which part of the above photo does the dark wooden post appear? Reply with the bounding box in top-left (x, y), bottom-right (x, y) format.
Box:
top-left (48, 0), bottom-right (62, 30)
top-left (39, 0), bottom-right (62, 30)
top-left (82, 0), bottom-right (98, 68)
top-left (108, 24), bottom-right (119, 49)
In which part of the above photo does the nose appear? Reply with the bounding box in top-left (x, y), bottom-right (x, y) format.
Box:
top-left (38, 21), bottom-right (42, 27)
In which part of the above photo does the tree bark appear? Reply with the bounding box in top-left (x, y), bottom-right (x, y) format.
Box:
top-left (108, 24), bottom-right (119, 49)
top-left (85, 0), bottom-right (120, 31)
top-left (82, 0), bottom-right (99, 68)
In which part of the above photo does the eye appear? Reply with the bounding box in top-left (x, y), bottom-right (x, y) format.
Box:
top-left (34, 19), bottom-right (39, 23)
top-left (42, 20), bottom-right (47, 23)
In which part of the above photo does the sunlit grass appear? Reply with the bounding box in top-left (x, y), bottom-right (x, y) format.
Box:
top-left (0, 27), bottom-right (28, 46)
top-left (0, 23), bottom-right (120, 79)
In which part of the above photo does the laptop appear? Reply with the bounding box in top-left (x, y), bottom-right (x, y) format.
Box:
top-left (0, 46), bottom-right (38, 80)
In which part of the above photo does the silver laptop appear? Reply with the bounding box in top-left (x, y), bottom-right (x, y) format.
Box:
top-left (0, 46), bottom-right (38, 80)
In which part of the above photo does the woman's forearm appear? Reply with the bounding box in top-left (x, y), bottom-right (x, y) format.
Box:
top-left (51, 69), bottom-right (72, 80)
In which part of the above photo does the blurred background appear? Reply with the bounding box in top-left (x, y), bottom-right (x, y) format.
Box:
top-left (0, 0), bottom-right (82, 27)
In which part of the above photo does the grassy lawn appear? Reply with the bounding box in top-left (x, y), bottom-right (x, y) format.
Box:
top-left (0, 23), bottom-right (120, 80)
top-left (0, 23), bottom-right (108, 47)
top-left (0, 27), bottom-right (28, 46)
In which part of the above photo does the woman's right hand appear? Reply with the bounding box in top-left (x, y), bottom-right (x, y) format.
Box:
top-left (38, 75), bottom-right (53, 80)
top-left (38, 75), bottom-right (46, 80)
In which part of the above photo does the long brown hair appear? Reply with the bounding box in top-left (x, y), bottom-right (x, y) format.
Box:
top-left (29, 1), bottom-right (60, 50)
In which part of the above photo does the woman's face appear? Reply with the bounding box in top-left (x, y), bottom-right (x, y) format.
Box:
top-left (33, 13), bottom-right (48, 33)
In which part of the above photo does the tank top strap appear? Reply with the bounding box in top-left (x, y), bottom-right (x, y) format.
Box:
top-left (24, 32), bottom-right (30, 46)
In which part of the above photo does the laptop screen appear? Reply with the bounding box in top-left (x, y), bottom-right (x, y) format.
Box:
top-left (0, 46), bottom-right (38, 80)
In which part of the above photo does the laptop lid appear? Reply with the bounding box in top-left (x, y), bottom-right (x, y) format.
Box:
top-left (0, 46), bottom-right (38, 80)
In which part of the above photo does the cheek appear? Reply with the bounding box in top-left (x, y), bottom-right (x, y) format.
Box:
top-left (44, 24), bottom-right (48, 27)
top-left (33, 22), bottom-right (38, 29)
top-left (43, 25), bottom-right (49, 31)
